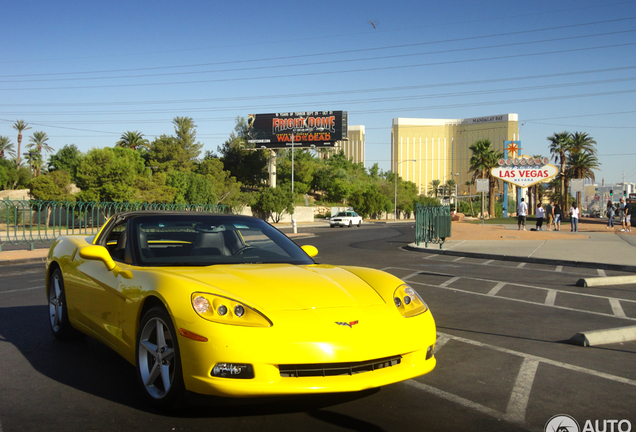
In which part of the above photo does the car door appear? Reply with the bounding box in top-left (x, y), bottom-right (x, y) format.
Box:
top-left (68, 223), bottom-right (129, 350)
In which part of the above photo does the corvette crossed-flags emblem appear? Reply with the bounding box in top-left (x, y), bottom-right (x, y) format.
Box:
top-left (335, 321), bottom-right (359, 328)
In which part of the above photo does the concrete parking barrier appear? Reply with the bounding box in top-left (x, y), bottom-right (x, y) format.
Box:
top-left (576, 275), bottom-right (636, 287)
top-left (569, 325), bottom-right (636, 346)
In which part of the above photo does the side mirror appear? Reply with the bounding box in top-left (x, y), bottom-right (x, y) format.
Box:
top-left (79, 245), bottom-right (117, 271)
top-left (301, 245), bottom-right (318, 258)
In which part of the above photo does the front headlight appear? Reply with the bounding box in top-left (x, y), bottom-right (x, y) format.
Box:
top-left (191, 292), bottom-right (272, 327)
top-left (393, 284), bottom-right (428, 318)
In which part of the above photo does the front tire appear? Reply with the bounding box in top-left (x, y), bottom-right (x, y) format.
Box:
top-left (136, 306), bottom-right (185, 407)
top-left (48, 268), bottom-right (77, 340)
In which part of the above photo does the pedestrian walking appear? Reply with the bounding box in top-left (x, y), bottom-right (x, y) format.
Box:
top-left (536, 203), bottom-right (545, 231)
top-left (517, 198), bottom-right (528, 231)
top-left (553, 202), bottom-right (562, 231)
top-left (545, 201), bottom-right (554, 231)
top-left (569, 203), bottom-right (580, 232)
top-left (606, 200), bottom-right (615, 229)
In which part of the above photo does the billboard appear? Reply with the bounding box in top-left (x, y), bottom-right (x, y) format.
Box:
top-left (246, 111), bottom-right (348, 149)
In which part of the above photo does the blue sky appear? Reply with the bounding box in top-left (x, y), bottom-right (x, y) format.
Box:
top-left (1, 0), bottom-right (635, 185)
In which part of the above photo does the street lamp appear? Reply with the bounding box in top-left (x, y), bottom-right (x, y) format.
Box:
top-left (395, 159), bottom-right (416, 221)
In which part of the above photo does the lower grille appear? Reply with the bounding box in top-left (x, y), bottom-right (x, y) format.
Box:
top-left (279, 355), bottom-right (402, 378)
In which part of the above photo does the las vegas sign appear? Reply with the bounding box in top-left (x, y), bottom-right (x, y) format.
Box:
top-left (490, 155), bottom-right (558, 188)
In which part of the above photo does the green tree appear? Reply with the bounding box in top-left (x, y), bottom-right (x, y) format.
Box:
top-left (27, 131), bottom-right (54, 177)
top-left (75, 147), bottom-right (148, 202)
top-left (251, 184), bottom-right (294, 223)
top-left (218, 118), bottom-right (268, 187)
top-left (146, 116), bottom-right (203, 173)
top-left (23, 149), bottom-right (43, 177)
top-left (0, 159), bottom-right (19, 189)
top-left (116, 131), bottom-right (149, 150)
top-left (0, 136), bottom-right (16, 159)
top-left (13, 120), bottom-right (31, 168)
top-left (29, 170), bottom-right (75, 201)
top-left (428, 179), bottom-right (441, 198)
top-left (48, 144), bottom-right (83, 182)
top-left (197, 157), bottom-right (243, 207)
top-left (547, 131), bottom-right (572, 213)
top-left (565, 151), bottom-right (600, 208)
top-left (468, 139), bottom-right (502, 217)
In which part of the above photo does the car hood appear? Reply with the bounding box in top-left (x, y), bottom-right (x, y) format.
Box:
top-left (162, 264), bottom-right (386, 311)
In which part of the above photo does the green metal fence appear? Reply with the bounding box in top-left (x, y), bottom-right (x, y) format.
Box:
top-left (415, 204), bottom-right (452, 248)
top-left (0, 199), bottom-right (230, 251)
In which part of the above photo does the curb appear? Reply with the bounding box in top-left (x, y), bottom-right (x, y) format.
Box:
top-left (0, 257), bottom-right (47, 267)
top-left (569, 325), bottom-right (636, 347)
top-left (403, 244), bottom-right (636, 273)
top-left (576, 275), bottom-right (636, 287)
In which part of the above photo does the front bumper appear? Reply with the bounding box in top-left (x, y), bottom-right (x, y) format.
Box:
top-left (176, 306), bottom-right (437, 397)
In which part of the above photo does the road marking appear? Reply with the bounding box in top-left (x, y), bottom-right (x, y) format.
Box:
top-left (405, 380), bottom-right (504, 421)
top-left (482, 260), bottom-right (494, 265)
top-left (439, 277), bottom-right (460, 288)
top-left (434, 334), bottom-right (451, 354)
top-left (609, 298), bottom-right (627, 318)
top-left (555, 266), bottom-right (563, 272)
top-left (439, 332), bottom-right (636, 387)
top-left (487, 282), bottom-right (506, 296)
top-left (409, 333), bottom-right (636, 427)
top-left (385, 267), bottom-right (636, 306)
top-left (453, 257), bottom-right (465, 262)
top-left (598, 269), bottom-right (607, 277)
top-left (545, 290), bottom-right (557, 306)
top-left (505, 359), bottom-right (539, 424)
top-left (516, 262), bottom-right (527, 268)
top-left (0, 286), bottom-right (43, 295)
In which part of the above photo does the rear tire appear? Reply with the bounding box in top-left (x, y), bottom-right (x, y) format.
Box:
top-left (136, 306), bottom-right (185, 407)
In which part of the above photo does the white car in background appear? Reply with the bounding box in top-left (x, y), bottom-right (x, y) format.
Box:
top-left (329, 211), bottom-right (363, 228)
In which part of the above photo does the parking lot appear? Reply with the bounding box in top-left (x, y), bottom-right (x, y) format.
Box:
top-left (1, 222), bottom-right (635, 432)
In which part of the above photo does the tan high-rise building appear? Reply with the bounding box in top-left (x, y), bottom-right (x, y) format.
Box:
top-left (331, 125), bottom-right (365, 165)
top-left (391, 114), bottom-right (519, 195)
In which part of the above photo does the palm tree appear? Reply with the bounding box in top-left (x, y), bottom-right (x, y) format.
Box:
top-left (428, 179), bottom-right (441, 197)
top-left (23, 149), bottom-right (42, 177)
top-left (547, 131), bottom-right (572, 214)
top-left (569, 132), bottom-right (597, 155)
top-left (27, 131), bottom-right (54, 177)
top-left (566, 151), bottom-right (600, 208)
top-left (116, 130), bottom-right (149, 150)
top-left (445, 178), bottom-right (457, 207)
top-left (469, 139), bottom-right (502, 217)
top-left (465, 179), bottom-right (475, 216)
top-left (13, 119), bottom-right (31, 168)
top-left (0, 136), bottom-right (16, 159)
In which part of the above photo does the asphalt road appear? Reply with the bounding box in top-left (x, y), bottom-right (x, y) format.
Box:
top-left (1, 222), bottom-right (635, 432)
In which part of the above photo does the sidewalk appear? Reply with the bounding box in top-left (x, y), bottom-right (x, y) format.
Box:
top-left (407, 220), bottom-right (636, 273)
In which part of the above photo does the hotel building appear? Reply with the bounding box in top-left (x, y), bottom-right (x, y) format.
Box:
top-left (391, 114), bottom-right (519, 195)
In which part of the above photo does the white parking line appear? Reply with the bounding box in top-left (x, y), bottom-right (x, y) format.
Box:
top-left (555, 266), bottom-right (563, 272)
top-left (516, 262), bottom-right (527, 269)
top-left (416, 333), bottom-right (636, 427)
top-left (482, 260), bottom-right (494, 265)
top-left (598, 269), bottom-right (607, 277)
top-left (505, 359), bottom-right (540, 424)
top-left (439, 277), bottom-right (461, 288)
top-left (453, 257), bottom-right (465, 262)
top-left (0, 286), bottom-right (43, 295)
top-left (434, 334), bottom-right (451, 354)
top-left (487, 282), bottom-right (506, 296)
top-left (609, 298), bottom-right (627, 318)
top-left (545, 290), bottom-right (557, 306)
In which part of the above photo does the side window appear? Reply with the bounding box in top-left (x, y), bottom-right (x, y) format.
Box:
top-left (106, 223), bottom-right (127, 262)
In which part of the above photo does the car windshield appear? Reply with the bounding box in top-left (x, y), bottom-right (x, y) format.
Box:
top-left (127, 214), bottom-right (314, 267)
top-left (335, 212), bottom-right (349, 217)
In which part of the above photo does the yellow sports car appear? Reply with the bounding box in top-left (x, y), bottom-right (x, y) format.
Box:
top-left (46, 211), bottom-right (436, 406)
